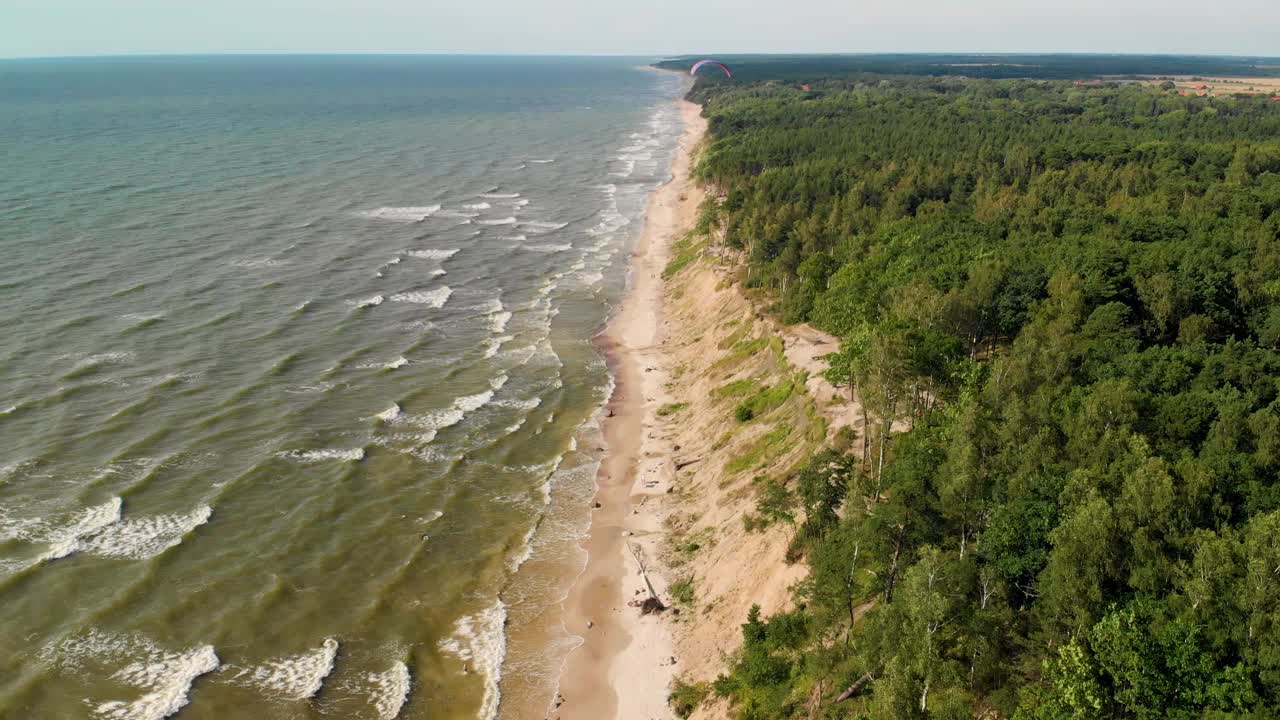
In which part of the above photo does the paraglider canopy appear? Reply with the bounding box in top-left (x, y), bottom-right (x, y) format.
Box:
top-left (690, 59), bottom-right (733, 79)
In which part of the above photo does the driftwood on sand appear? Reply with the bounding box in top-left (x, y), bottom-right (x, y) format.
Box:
top-left (627, 541), bottom-right (667, 614)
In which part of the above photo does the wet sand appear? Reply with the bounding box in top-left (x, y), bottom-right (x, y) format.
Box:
top-left (550, 99), bottom-right (707, 720)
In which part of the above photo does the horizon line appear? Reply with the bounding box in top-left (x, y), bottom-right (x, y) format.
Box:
top-left (5, 50), bottom-right (1280, 63)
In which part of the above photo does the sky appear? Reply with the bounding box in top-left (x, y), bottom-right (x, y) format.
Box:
top-left (2, 0), bottom-right (1278, 59)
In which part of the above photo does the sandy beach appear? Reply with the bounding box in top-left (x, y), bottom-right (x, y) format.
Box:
top-left (551, 99), bottom-right (707, 720)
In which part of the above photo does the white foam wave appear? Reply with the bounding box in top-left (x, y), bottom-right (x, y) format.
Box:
top-left (480, 192), bottom-right (520, 199)
top-left (463, 202), bottom-right (491, 210)
top-left (390, 287), bottom-right (452, 308)
top-left (489, 312), bottom-right (512, 334)
top-left (49, 631), bottom-right (219, 720)
top-left (357, 206), bottom-right (441, 222)
top-left (97, 645), bottom-right (219, 720)
top-left (529, 158), bottom-right (556, 164)
top-left (385, 356), bottom-right (409, 370)
top-left (511, 199), bottom-right (530, 207)
top-left (456, 391), bottom-right (493, 413)
top-left (351, 295), bottom-right (384, 309)
top-left (232, 638), bottom-right (338, 701)
top-left (508, 526), bottom-right (536, 571)
top-left (496, 397), bottom-right (542, 411)
top-left (473, 298), bottom-right (504, 315)
top-left (523, 243), bottom-right (571, 253)
top-left (438, 601), bottom-right (506, 720)
top-left (42, 497), bottom-right (124, 561)
top-left (407, 248), bottom-right (459, 260)
top-left (121, 312), bottom-right (165, 323)
top-left (521, 221), bottom-right (568, 231)
top-left (231, 257), bottom-right (286, 269)
top-left (500, 234), bottom-right (527, 242)
top-left (376, 404), bottom-right (403, 422)
top-left (368, 661), bottom-right (411, 720)
top-left (579, 271), bottom-right (604, 286)
top-left (477, 217), bottom-right (517, 226)
top-left (73, 505), bottom-right (213, 560)
top-left (388, 257), bottom-right (402, 265)
top-left (280, 448), bottom-right (365, 462)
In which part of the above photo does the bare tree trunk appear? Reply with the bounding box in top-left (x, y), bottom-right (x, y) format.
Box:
top-left (883, 520), bottom-right (909, 604)
top-left (834, 671), bottom-right (879, 703)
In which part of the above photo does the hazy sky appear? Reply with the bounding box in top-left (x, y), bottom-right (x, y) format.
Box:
top-left (2, 0), bottom-right (1277, 59)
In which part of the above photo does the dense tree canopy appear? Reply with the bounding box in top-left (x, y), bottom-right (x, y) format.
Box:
top-left (680, 72), bottom-right (1280, 719)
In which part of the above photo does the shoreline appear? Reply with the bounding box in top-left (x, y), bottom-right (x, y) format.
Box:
top-left (550, 98), bottom-right (707, 720)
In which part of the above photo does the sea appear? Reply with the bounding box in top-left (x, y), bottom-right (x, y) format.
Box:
top-left (0, 55), bottom-right (687, 720)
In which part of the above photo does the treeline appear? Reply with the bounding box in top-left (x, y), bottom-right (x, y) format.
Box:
top-left (678, 76), bottom-right (1280, 719)
top-left (656, 54), bottom-right (1280, 84)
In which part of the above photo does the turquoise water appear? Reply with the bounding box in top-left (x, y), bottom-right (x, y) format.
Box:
top-left (0, 56), bottom-right (685, 719)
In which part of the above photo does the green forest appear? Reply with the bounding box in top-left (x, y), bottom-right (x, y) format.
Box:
top-left (669, 66), bottom-right (1280, 719)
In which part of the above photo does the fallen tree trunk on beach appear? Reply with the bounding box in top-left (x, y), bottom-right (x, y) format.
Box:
top-left (627, 541), bottom-right (667, 614)
top-left (674, 456), bottom-right (703, 470)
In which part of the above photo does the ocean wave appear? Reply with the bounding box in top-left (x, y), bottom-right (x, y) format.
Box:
top-left (522, 243), bottom-right (571, 253)
top-left (500, 234), bottom-right (526, 242)
top-left (350, 295), bottom-right (385, 309)
top-left (97, 645), bottom-right (219, 720)
top-left (375, 404), bottom-right (403, 422)
top-left (407, 248), bottom-right (459, 260)
top-left (231, 257), bottom-right (287, 269)
top-left (521, 220), bottom-right (568, 232)
top-left (367, 661), bottom-right (411, 720)
top-left (390, 287), bottom-right (452, 308)
top-left (120, 312), bottom-right (165, 324)
top-left (357, 206), bottom-right (441, 222)
top-left (230, 638), bottom-right (339, 700)
top-left (41, 497), bottom-right (124, 561)
top-left (482, 336), bottom-right (514, 360)
top-left (455, 390), bottom-right (493, 413)
top-left (48, 631), bottom-right (219, 720)
top-left (477, 217), bottom-right (518, 226)
top-left (508, 526), bottom-right (537, 572)
top-left (7, 498), bottom-right (209, 562)
top-left (385, 356), bottom-right (408, 370)
top-left (480, 192), bottom-right (520, 199)
top-left (490, 311), bottom-right (512, 334)
top-left (72, 505), bottom-right (213, 560)
top-left (463, 202), bottom-right (491, 210)
top-left (279, 448), bottom-right (365, 462)
top-left (472, 298), bottom-right (504, 316)
top-left (579, 271), bottom-right (604, 286)
top-left (528, 158), bottom-right (556, 164)
top-left (438, 601), bottom-right (506, 720)
top-left (495, 397), bottom-right (542, 411)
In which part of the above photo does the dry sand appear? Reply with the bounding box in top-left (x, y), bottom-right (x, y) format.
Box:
top-left (552, 97), bottom-right (871, 720)
top-left (551, 99), bottom-right (707, 720)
